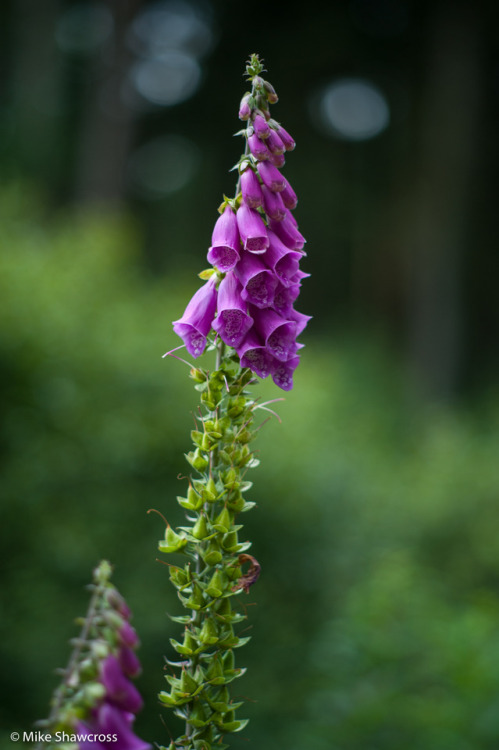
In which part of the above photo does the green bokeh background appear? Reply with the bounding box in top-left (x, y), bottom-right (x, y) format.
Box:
top-left (2, 2), bottom-right (499, 749)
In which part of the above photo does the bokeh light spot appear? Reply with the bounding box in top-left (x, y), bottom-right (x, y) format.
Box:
top-left (129, 53), bottom-right (201, 107)
top-left (317, 78), bottom-right (390, 141)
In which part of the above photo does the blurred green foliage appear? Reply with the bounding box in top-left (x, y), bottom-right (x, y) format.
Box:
top-left (2, 186), bottom-right (499, 749)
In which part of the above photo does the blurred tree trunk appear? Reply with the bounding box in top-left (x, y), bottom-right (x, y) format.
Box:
top-left (74, 0), bottom-right (144, 206)
top-left (11, 0), bottom-right (63, 180)
top-left (405, 2), bottom-right (482, 401)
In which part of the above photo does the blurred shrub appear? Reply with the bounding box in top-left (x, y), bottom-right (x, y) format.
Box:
top-left (1, 185), bottom-right (499, 749)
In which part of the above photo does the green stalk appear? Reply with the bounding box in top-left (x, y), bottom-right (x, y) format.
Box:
top-left (158, 343), bottom-right (260, 750)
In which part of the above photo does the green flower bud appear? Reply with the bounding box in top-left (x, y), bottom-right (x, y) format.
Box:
top-left (170, 628), bottom-right (197, 656)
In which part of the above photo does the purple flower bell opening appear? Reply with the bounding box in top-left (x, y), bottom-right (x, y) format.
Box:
top-left (236, 203), bottom-right (269, 253)
top-left (172, 276), bottom-right (217, 358)
top-left (237, 331), bottom-right (274, 379)
top-left (271, 355), bottom-right (300, 391)
top-left (250, 306), bottom-right (297, 362)
top-left (212, 272), bottom-right (253, 348)
top-left (234, 252), bottom-right (278, 309)
top-left (207, 204), bottom-right (240, 272)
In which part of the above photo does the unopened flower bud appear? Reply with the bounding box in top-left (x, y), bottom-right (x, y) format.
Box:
top-left (263, 80), bottom-right (278, 103)
top-left (252, 113), bottom-right (270, 139)
top-left (238, 93), bottom-right (252, 120)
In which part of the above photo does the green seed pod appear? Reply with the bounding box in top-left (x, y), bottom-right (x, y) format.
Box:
top-left (228, 396), bottom-right (246, 418)
top-left (201, 433), bottom-right (213, 451)
top-left (205, 569), bottom-right (226, 598)
top-left (190, 368), bottom-right (207, 384)
top-left (227, 491), bottom-right (245, 513)
top-left (190, 430), bottom-right (204, 447)
top-left (159, 526), bottom-right (187, 554)
top-left (201, 541), bottom-right (223, 567)
top-left (169, 565), bottom-right (189, 588)
top-left (222, 650), bottom-right (235, 671)
top-left (192, 514), bottom-right (210, 540)
top-left (222, 530), bottom-right (239, 552)
top-left (202, 476), bottom-right (218, 502)
top-left (180, 668), bottom-right (199, 695)
top-left (205, 657), bottom-right (225, 685)
top-left (186, 448), bottom-right (209, 472)
top-left (223, 468), bottom-right (237, 487)
top-left (212, 507), bottom-right (231, 534)
top-left (185, 582), bottom-right (205, 610)
top-left (198, 617), bottom-right (219, 645)
top-left (188, 701), bottom-right (208, 728)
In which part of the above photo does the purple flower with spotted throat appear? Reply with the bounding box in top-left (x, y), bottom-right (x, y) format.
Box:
top-left (172, 276), bottom-right (217, 357)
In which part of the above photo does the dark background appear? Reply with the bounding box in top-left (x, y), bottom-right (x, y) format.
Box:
top-left (2, 1), bottom-right (499, 749)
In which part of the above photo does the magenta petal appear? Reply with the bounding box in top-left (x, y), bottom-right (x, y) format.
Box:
top-left (272, 355), bottom-right (300, 391)
top-left (172, 277), bottom-right (217, 358)
top-left (269, 212), bottom-right (306, 251)
top-left (287, 309), bottom-right (312, 335)
top-left (252, 113), bottom-right (270, 139)
top-left (234, 253), bottom-right (278, 309)
top-left (250, 306), bottom-right (297, 362)
top-left (281, 179), bottom-right (298, 209)
top-left (264, 230), bottom-right (301, 287)
top-left (119, 623), bottom-right (139, 648)
top-left (268, 152), bottom-right (285, 168)
top-left (119, 646), bottom-right (142, 677)
top-left (241, 168), bottom-right (264, 209)
top-left (236, 204), bottom-right (269, 253)
top-left (261, 185), bottom-right (286, 221)
top-left (257, 161), bottom-right (286, 192)
top-left (212, 272), bottom-right (253, 348)
top-left (276, 125), bottom-right (296, 151)
top-left (94, 703), bottom-right (151, 750)
top-left (266, 128), bottom-right (285, 154)
top-left (237, 331), bottom-right (274, 379)
top-left (207, 204), bottom-right (241, 272)
top-left (273, 281), bottom-right (301, 316)
top-left (248, 133), bottom-right (270, 161)
top-left (100, 656), bottom-right (143, 714)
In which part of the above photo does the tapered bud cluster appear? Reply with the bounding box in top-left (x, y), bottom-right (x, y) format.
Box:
top-left (37, 562), bottom-right (149, 750)
top-left (172, 55), bottom-right (310, 391)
